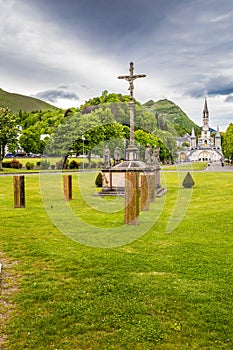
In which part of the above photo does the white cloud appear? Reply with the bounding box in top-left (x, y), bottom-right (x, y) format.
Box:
top-left (0, 0), bottom-right (233, 130)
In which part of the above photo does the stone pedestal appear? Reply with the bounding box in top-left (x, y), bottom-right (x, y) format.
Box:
top-left (125, 145), bottom-right (140, 161)
top-left (147, 173), bottom-right (156, 202)
top-left (154, 165), bottom-right (167, 197)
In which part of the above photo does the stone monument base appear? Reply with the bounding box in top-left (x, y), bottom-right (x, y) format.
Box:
top-left (95, 160), bottom-right (167, 197)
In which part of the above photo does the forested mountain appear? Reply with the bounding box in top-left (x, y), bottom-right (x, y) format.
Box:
top-left (2, 90), bottom-right (203, 162)
top-left (143, 99), bottom-right (201, 136)
top-left (16, 92), bottom-right (186, 161)
top-left (0, 88), bottom-right (56, 112)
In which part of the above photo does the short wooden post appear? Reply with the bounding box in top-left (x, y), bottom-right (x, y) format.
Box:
top-left (141, 174), bottom-right (150, 211)
top-left (64, 175), bottom-right (72, 201)
top-left (125, 172), bottom-right (139, 225)
top-left (14, 176), bottom-right (25, 208)
top-left (148, 173), bottom-right (156, 202)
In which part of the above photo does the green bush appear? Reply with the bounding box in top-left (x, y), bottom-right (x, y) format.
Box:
top-left (95, 172), bottom-right (102, 187)
top-left (56, 160), bottom-right (64, 169)
top-left (69, 160), bottom-right (79, 169)
top-left (10, 159), bottom-right (23, 169)
top-left (40, 159), bottom-right (50, 170)
top-left (25, 162), bottom-right (34, 170)
top-left (2, 161), bottom-right (11, 168)
top-left (182, 172), bottom-right (195, 188)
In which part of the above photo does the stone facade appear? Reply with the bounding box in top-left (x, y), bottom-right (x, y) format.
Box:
top-left (177, 99), bottom-right (223, 162)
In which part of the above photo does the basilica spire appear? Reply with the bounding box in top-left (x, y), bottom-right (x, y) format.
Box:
top-left (203, 97), bottom-right (209, 127)
top-left (216, 125), bottom-right (220, 137)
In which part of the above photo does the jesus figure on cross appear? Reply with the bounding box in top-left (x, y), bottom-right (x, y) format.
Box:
top-left (118, 62), bottom-right (146, 150)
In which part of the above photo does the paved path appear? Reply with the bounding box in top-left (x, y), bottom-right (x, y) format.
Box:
top-left (206, 161), bottom-right (233, 172)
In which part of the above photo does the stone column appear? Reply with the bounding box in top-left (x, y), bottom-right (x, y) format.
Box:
top-left (155, 165), bottom-right (161, 190)
top-left (140, 174), bottom-right (150, 211)
top-left (148, 173), bottom-right (156, 202)
top-left (125, 172), bottom-right (139, 225)
top-left (64, 175), bottom-right (72, 201)
top-left (14, 175), bottom-right (25, 208)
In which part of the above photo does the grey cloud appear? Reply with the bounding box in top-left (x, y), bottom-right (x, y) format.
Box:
top-left (34, 88), bottom-right (79, 103)
top-left (184, 76), bottom-right (233, 98)
top-left (3, 0), bottom-right (233, 128)
top-left (225, 95), bottom-right (233, 103)
top-left (206, 77), bottom-right (233, 96)
top-left (57, 85), bottom-right (68, 89)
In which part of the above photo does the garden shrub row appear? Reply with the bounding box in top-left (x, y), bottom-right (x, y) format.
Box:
top-left (2, 159), bottom-right (103, 170)
top-left (2, 159), bottom-right (23, 169)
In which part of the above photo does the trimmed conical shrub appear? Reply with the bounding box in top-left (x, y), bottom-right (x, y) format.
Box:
top-left (182, 172), bottom-right (195, 188)
top-left (95, 172), bottom-right (103, 187)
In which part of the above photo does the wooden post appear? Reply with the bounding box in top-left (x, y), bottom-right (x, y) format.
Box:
top-left (14, 176), bottom-right (25, 208)
top-left (141, 174), bottom-right (150, 211)
top-left (64, 175), bottom-right (72, 201)
top-left (148, 173), bottom-right (156, 202)
top-left (125, 172), bottom-right (139, 225)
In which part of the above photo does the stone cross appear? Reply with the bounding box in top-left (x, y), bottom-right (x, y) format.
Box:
top-left (118, 62), bottom-right (146, 146)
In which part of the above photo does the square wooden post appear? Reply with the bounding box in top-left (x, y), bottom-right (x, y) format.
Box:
top-left (64, 175), bottom-right (72, 201)
top-left (14, 176), bottom-right (25, 208)
top-left (140, 173), bottom-right (150, 211)
top-left (124, 172), bottom-right (139, 225)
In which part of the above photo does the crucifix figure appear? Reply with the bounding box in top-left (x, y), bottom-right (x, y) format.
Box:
top-left (118, 62), bottom-right (146, 147)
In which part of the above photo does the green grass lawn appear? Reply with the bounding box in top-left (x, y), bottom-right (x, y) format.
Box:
top-left (0, 170), bottom-right (233, 349)
top-left (162, 161), bottom-right (208, 171)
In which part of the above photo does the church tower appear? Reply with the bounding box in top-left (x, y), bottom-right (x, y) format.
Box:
top-left (184, 98), bottom-right (223, 162)
top-left (198, 98), bottom-right (214, 147)
top-left (215, 125), bottom-right (221, 149)
top-left (190, 127), bottom-right (196, 149)
top-left (203, 97), bottom-right (209, 128)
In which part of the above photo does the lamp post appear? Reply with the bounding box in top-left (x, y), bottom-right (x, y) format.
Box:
top-left (82, 135), bottom-right (85, 170)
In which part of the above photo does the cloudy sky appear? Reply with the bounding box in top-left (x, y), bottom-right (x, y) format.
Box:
top-left (1, 0), bottom-right (233, 130)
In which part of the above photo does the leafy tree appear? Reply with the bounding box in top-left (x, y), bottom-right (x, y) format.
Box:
top-left (80, 90), bottom-right (131, 111)
top-left (19, 126), bottom-right (45, 154)
top-left (45, 113), bottom-right (81, 167)
top-left (16, 92), bottom-right (175, 164)
top-left (182, 141), bottom-right (190, 148)
top-left (155, 129), bottom-right (177, 162)
top-left (0, 108), bottom-right (19, 170)
top-left (18, 109), bottom-right (66, 135)
top-left (222, 123), bottom-right (233, 162)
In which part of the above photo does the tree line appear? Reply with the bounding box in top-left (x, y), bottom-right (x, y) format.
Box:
top-left (2, 91), bottom-right (232, 170)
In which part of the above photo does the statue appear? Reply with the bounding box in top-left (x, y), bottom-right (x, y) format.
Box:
top-left (114, 147), bottom-right (121, 165)
top-left (153, 146), bottom-right (160, 165)
top-left (103, 145), bottom-right (110, 168)
top-left (102, 173), bottom-right (109, 187)
top-left (145, 144), bottom-right (152, 165)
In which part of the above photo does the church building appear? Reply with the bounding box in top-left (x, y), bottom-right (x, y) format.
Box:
top-left (177, 98), bottom-right (223, 162)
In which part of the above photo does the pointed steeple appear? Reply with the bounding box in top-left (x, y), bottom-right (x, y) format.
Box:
top-left (191, 127), bottom-right (195, 137)
top-left (215, 125), bottom-right (221, 148)
top-left (203, 97), bottom-right (209, 116)
top-left (216, 125), bottom-right (220, 137)
top-left (190, 127), bottom-right (196, 149)
top-left (203, 97), bottom-right (209, 127)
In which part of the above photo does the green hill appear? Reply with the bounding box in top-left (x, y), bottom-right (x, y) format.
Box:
top-left (0, 88), bottom-right (56, 113)
top-left (143, 99), bottom-right (200, 136)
